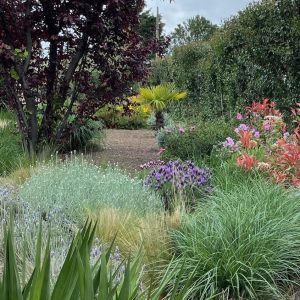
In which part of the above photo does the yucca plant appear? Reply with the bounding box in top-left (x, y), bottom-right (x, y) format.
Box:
top-left (134, 84), bottom-right (187, 129)
top-left (0, 220), bottom-right (146, 300)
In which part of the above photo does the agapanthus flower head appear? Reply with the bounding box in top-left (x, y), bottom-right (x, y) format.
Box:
top-left (0, 186), bottom-right (9, 197)
top-left (145, 160), bottom-right (212, 194)
top-left (283, 132), bottom-right (290, 140)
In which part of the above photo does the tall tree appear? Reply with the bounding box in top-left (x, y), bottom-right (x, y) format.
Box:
top-left (139, 9), bottom-right (165, 43)
top-left (171, 15), bottom-right (218, 48)
top-left (0, 0), bottom-right (166, 154)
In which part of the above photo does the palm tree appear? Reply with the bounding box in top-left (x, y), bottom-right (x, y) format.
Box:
top-left (134, 83), bottom-right (187, 129)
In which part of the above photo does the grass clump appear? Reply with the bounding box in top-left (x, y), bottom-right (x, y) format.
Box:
top-left (19, 159), bottom-right (163, 224)
top-left (87, 207), bottom-right (182, 268)
top-left (0, 110), bottom-right (27, 176)
top-left (164, 180), bottom-right (300, 299)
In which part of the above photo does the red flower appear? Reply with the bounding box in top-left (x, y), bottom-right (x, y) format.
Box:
top-left (291, 176), bottom-right (300, 186)
top-left (236, 154), bottom-right (257, 171)
top-left (271, 171), bottom-right (288, 183)
top-left (239, 130), bottom-right (257, 149)
top-left (246, 98), bottom-right (281, 117)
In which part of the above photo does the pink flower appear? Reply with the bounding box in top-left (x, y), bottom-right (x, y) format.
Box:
top-left (234, 124), bottom-right (249, 134)
top-left (223, 137), bottom-right (235, 148)
top-left (157, 148), bottom-right (166, 156)
top-left (236, 112), bottom-right (243, 120)
top-left (178, 127), bottom-right (185, 134)
top-left (254, 131), bottom-right (260, 138)
top-left (263, 123), bottom-right (272, 131)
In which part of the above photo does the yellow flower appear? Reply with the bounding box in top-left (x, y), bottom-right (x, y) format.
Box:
top-left (116, 105), bottom-right (123, 111)
top-left (128, 95), bottom-right (138, 102)
top-left (128, 104), bottom-right (134, 110)
top-left (142, 106), bottom-right (149, 113)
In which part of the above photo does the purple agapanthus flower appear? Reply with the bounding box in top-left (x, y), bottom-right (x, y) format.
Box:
top-left (253, 131), bottom-right (260, 138)
top-left (223, 137), bottom-right (235, 148)
top-left (145, 160), bottom-right (212, 193)
top-left (234, 123), bottom-right (249, 134)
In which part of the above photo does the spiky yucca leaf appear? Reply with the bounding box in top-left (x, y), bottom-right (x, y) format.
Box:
top-left (0, 220), bottom-right (146, 300)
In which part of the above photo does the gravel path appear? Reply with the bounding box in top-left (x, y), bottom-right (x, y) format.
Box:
top-left (92, 129), bottom-right (160, 172)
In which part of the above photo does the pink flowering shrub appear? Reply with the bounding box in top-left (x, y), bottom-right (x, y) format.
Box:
top-left (221, 99), bottom-right (300, 187)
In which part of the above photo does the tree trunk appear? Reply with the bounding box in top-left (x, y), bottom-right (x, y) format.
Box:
top-left (155, 110), bottom-right (164, 130)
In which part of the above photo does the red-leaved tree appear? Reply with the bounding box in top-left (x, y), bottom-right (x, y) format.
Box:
top-left (0, 0), bottom-right (167, 154)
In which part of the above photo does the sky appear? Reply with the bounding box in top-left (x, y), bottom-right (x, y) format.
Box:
top-left (145, 0), bottom-right (255, 34)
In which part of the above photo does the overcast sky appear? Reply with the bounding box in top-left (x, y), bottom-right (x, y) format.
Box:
top-left (145, 0), bottom-right (255, 33)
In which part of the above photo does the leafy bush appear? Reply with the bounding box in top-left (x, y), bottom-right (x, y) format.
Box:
top-left (20, 159), bottom-right (163, 224)
top-left (96, 103), bottom-right (149, 129)
top-left (164, 180), bottom-right (300, 299)
top-left (61, 119), bottom-right (105, 152)
top-left (0, 110), bottom-right (27, 175)
top-left (158, 121), bottom-right (233, 161)
top-left (153, 0), bottom-right (300, 121)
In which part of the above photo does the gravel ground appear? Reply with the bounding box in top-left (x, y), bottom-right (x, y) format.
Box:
top-left (92, 129), bottom-right (160, 172)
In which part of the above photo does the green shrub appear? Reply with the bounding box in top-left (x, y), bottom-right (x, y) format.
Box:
top-left (113, 113), bottom-right (148, 129)
top-left (158, 120), bottom-right (233, 161)
top-left (0, 110), bottom-right (26, 175)
top-left (164, 180), bottom-right (300, 299)
top-left (20, 159), bottom-right (163, 224)
top-left (96, 104), bottom-right (149, 129)
top-left (61, 119), bottom-right (105, 152)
